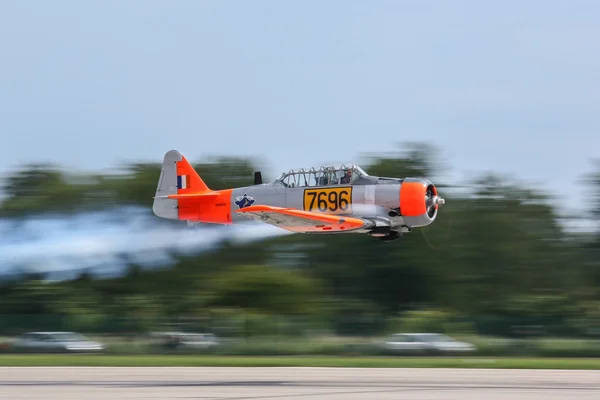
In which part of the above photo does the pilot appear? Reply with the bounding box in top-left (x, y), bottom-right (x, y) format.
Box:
top-left (340, 169), bottom-right (352, 184)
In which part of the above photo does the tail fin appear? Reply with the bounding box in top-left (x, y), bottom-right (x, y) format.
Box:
top-left (152, 150), bottom-right (211, 220)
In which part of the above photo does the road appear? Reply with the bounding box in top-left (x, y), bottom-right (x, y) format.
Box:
top-left (1, 367), bottom-right (600, 399)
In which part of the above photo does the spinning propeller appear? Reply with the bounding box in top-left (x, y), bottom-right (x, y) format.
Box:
top-left (425, 184), bottom-right (445, 218)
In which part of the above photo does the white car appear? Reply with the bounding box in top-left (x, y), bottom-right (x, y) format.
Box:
top-left (382, 333), bottom-right (476, 354)
top-left (12, 332), bottom-right (105, 353)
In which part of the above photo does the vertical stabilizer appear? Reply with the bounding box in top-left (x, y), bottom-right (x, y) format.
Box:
top-left (152, 150), bottom-right (210, 220)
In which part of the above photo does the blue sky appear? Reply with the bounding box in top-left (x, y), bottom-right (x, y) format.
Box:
top-left (1, 1), bottom-right (599, 222)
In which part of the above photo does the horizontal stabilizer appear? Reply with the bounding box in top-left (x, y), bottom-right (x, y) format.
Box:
top-left (154, 192), bottom-right (220, 200)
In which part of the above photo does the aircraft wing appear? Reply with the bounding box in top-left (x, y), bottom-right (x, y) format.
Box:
top-left (235, 205), bottom-right (371, 233)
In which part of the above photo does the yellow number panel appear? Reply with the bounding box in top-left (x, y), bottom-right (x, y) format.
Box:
top-left (303, 187), bottom-right (352, 214)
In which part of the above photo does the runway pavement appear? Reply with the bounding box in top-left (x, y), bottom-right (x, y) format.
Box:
top-left (1, 367), bottom-right (600, 399)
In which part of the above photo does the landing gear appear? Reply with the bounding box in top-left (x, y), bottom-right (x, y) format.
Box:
top-left (368, 226), bottom-right (402, 242)
top-left (377, 231), bottom-right (400, 242)
top-left (368, 226), bottom-right (391, 237)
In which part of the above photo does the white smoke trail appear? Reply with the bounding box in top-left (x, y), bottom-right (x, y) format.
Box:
top-left (0, 206), bottom-right (292, 280)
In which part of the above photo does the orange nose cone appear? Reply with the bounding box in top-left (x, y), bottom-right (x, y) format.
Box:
top-left (400, 181), bottom-right (427, 216)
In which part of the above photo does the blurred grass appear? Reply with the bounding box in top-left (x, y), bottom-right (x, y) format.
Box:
top-left (3, 334), bottom-right (600, 358)
top-left (2, 355), bottom-right (600, 369)
top-left (88, 335), bottom-right (600, 357)
top-left (456, 335), bottom-right (600, 357)
top-left (62, 334), bottom-right (380, 356)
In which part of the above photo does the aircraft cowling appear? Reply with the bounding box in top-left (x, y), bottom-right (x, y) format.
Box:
top-left (399, 177), bottom-right (445, 227)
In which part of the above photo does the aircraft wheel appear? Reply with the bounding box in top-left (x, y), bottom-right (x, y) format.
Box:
top-left (378, 231), bottom-right (400, 242)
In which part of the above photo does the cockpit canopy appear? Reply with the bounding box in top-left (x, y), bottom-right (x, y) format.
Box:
top-left (276, 164), bottom-right (368, 188)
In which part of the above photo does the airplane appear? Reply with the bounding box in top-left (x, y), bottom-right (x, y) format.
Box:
top-left (152, 149), bottom-right (445, 241)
